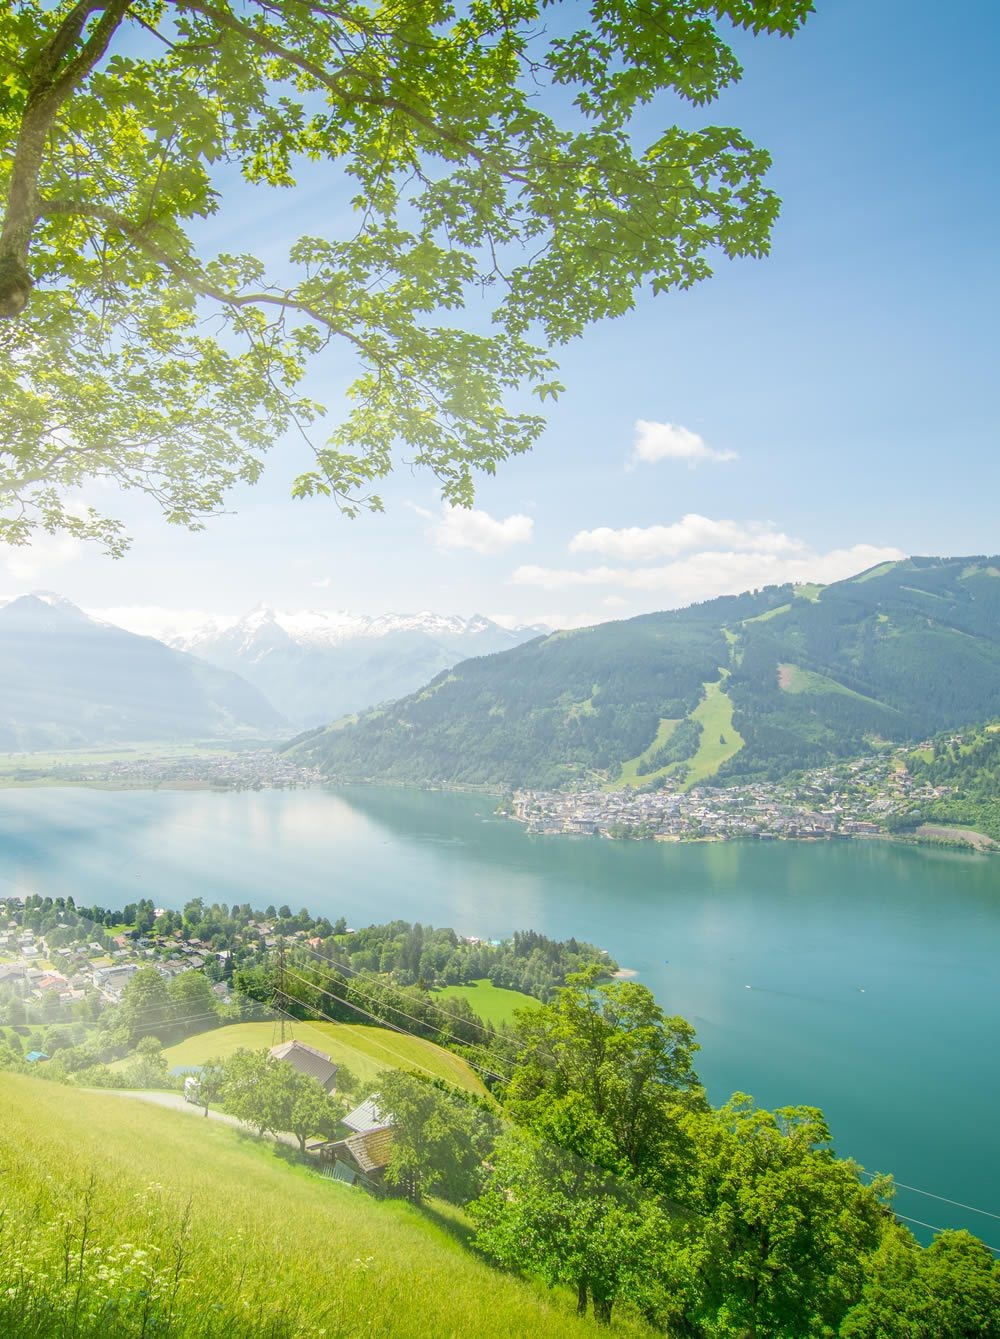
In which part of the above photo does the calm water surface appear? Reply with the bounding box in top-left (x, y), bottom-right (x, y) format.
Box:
top-left (2, 784), bottom-right (998, 1243)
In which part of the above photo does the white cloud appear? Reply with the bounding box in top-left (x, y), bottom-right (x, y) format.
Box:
top-left (571, 514), bottom-right (805, 563)
top-left (432, 504), bottom-right (534, 555)
top-left (513, 542), bottom-right (905, 605)
top-left (1, 534), bottom-right (81, 582)
top-left (312, 577), bottom-right (332, 589)
top-left (631, 420), bottom-right (737, 467)
top-left (405, 501), bottom-right (434, 520)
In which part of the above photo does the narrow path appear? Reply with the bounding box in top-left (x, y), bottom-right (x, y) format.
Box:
top-left (87, 1088), bottom-right (302, 1149)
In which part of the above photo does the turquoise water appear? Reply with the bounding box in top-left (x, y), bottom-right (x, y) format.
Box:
top-left (2, 784), bottom-right (998, 1244)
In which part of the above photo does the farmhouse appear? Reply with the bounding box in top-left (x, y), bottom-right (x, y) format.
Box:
top-left (268, 1039), bottom-right (339, 1093)
top-left (320, 1126), bottom-right (395, 1189)
top-left (342, 1094), bottom-right (391, 1134)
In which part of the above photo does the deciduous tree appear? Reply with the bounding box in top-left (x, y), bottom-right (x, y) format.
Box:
top-left (473, 1124), bottom-right (670, 1326)
top-left (841, 1226), bottom-right (1000, 1339)
top-left (504, 965), bottom-right (703, 1189)
top-left (375, 1068), bottom-right (498, 1204)
top-left (675, 1096), bottom-right (891, 1338)
top-left (0, 0), bottom-right (811, 548)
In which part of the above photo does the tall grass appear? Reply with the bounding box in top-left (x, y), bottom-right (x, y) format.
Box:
top-left (0, 1076), bottom-right (646, 1337)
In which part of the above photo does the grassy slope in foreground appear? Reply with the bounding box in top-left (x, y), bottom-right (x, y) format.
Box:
top-left (431, 978), bottom-right (538, 1027)
top-left (161, 1020), bottom-right (487, 1096)
top-left (0, 1076), bottom-right (640, 1338)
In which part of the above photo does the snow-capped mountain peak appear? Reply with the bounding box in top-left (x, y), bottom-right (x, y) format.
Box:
top-left (172, 604), bottom-right (547, 726)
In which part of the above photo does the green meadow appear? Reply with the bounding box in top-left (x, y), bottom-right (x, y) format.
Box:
top-left (160, 1020), bottom-right (488, 1096)
top-left (610, 717), bottom-right (681, 790)
top-left (0, 1075), bottom-right (644, 1338)
top-left (680, 680), bottom-right (744, 788)
top-left (431, 978), bottom-right (538, 1027)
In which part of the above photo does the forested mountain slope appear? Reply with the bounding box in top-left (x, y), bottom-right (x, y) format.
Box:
top-left (290, 558), bottom-right (1000, 789)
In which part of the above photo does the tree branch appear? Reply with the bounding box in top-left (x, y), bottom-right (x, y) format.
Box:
top-left (177, 0), bottom-right (531, 185)
top-left (37, 196), bottom-right (377, 359)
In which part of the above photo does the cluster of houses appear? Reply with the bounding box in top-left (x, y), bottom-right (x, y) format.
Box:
top-left (509, 748), bottom-right (953, 844)
top-left (0, 918), bottom-right (232, 1015)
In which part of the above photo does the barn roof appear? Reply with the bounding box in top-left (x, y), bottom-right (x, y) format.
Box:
top-left (269, 1039), bottom-right (338, 1091)
top-left (345, 1126), bottom-right (394, 1174)
top-left (342, 1094), bottom-right (392, 1133)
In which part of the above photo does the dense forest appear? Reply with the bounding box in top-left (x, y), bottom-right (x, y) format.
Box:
top-left (291, 557), bottom-right (1000, 790)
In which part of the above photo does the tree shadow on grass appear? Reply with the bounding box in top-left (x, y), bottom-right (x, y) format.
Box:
top-left (413, 1198), bottom-right (479, 1253)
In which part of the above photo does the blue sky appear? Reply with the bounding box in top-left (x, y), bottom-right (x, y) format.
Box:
top-left (4, 0), bottom-right (998, 637)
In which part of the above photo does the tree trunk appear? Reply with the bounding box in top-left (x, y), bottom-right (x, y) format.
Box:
top-left (0, 0), bottom-right (130, 317)
top-left (577, 1280), bottom-right (588, 1316)
top-left (592, 1294), bottom-right (613, 1326)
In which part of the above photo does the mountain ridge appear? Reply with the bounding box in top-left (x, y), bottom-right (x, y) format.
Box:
top-left (289, 556), bottom-right (1000, 790)
top-left (0, 594), bottom-right (285, 748)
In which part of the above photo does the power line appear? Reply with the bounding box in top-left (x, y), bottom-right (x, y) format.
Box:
top-left (891, 1210), bottom-right (1000, 1256)
top-left (297, 943), bottom-right (504, 1042)
top-left (273, 983), bottom-right (480, 1089)
top-left (295, 954), bottom-right (503, 1060)
top-left (280, 966), bottom-right (509, 1084)
top-left (283, 959), bottom-right (511, 1083)
top-left (859, 1170), bottom-right (1000, 1223)
top-left (293, 945), bottom-right (518, 1078)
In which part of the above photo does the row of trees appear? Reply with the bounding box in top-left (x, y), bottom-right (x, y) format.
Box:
top-left (297, 920), bottom-right (615, 998)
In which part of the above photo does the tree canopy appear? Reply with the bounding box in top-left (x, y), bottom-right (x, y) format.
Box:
top-left (0, 0), bottom-right (812, 549)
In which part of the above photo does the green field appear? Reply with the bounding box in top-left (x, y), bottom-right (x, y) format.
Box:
top-left (681, 679), bottom-right (744, 788)
top-left (740, 602), bottom-right (791, 625)
top-left (610, 717), bottom-right (681, 790)
top-left (160, 1020), bottom-right (487, 1096)
top-left (432, 979), bottom-right (538, 1027)
top-left (792, 582), bottom-right (823, 601)
top-left (0, 742), bottom-right (240, 773)
top-left (778, 663), bottom-right (895, 711)
top-left (0, 1075), bottom-right (641, 1338)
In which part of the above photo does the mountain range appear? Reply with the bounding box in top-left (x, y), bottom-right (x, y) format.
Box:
top-left (172, 607), bottom-right (545, 726)
top-left (0, 594), bottom-right (284, 749)
top-left (289, 557), bottom-right (1000, 790)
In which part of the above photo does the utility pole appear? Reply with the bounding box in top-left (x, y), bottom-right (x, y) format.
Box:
top-left (271, 939), bottom-right (289, 1045)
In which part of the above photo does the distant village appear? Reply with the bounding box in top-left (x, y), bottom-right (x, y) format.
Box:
top-left (507, 749), bottom-right (962, 844)
top-left (10, 749), bottom-right (324, 790)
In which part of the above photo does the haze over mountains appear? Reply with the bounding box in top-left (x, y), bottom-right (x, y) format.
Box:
top-left (0, 594), bottom-right (283, 749)
top-left (291, 557), bottom-right (1000, 790)
top-left (6, 559), bottom-right (999, 767)
top-left (172, 607), bottom-right (545, 725)
top-left (0, 595), bottom-right (546, 745)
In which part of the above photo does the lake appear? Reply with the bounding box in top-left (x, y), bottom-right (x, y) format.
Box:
top-left (2, 784), bottom-right (998, 1245)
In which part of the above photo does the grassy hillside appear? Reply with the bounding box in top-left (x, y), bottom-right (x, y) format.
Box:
top-left (161, 1020), bottom-right (488, 1095)
top-left (291, 557), bottom-right (1000, 790)
top-left (0, 1075), bottom-right (643, 1338)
